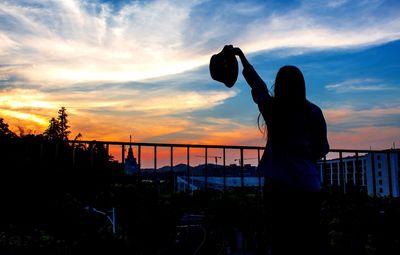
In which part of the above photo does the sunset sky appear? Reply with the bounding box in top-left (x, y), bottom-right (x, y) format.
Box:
top-left (1, 0), bottom-right (400, 152)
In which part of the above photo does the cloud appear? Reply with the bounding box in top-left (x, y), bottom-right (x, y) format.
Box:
top-left (324, 106), bottom-right (400, 132)
top-left (0, 85), bottom-right (236, 115)
top-left (0, 108), bottom-right (48, 125)
top-left (1, 0), bottom-right (400, 85)
top-left (0, 0), bottom-right (205, 84)
top-left (328, 126), bottom-right (400, 150)
top-left (325, 78), bottom-right (396, 93)
top-left (1, 0), bottom-right (400, 148)
top-left (325, 106), bottom-right (400, 122)
top-left (327, 0), bottom-right (348, 8)
top-left (0, 84), bottom-right (238, 141)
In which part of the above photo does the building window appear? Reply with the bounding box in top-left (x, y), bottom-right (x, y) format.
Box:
top-left (378, 171), bottom-right (382, 177)
top-left (377, 155), bottom-right (381, 160)
top-left (379, 188), bottom-right (383, 194)
top-left (379, 180), bottom-right (383, 185)
top-left (377, 162), bottom-right (382, 169)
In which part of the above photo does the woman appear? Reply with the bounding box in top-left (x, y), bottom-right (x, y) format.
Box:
top-left (227, 45), bottom-right (330, 255)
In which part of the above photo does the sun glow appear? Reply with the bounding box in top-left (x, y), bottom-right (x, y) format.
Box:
top-left (0, 109), bottom-right (48, 126)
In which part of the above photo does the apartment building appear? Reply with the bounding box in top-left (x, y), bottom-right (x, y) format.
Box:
top-left (318, 150), bottom-right (400, 197)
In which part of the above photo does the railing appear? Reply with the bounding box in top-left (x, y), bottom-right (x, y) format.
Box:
top-left (68, 140), bottom-right (265, 194)
top-left (320, 149), bottom-right (399, 197)
top-left (26, 139), bottom-right (399, 197)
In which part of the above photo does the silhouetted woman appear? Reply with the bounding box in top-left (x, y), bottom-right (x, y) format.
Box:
top-left (228, 45), bottom-right (329, 255)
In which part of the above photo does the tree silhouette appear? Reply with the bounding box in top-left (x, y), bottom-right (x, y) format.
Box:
top-left (58, 106), bottom-right (70, 140)
top-left (43, 107), bottom-right (71, 140)
top-left (0, 117), bottom-right (16, 138)
top-left (44, 117), bottom-right (60, 140)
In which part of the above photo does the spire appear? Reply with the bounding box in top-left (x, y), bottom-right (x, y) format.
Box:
top-left (125, 133), bottom-right (138, 176)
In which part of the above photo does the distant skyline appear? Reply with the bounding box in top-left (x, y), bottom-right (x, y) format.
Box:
top-left (1, 0), bottom-right (399, 150)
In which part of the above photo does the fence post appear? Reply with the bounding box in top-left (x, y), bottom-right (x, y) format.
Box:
top-left (355, 152), bottom-right (359, 189)
top-left (323, 156), bottom-right (327, 188)
top-left (339, 151), bottom-right (345, 194)
top-left (154, 145), bottom-right (157, 176)
top-left (257, 149), bottom-right (261, 196)
top-left (187, 146), bottom-right (191, 193)
top-left (387, 151), bottom-right (393, 197)
top-left (240, 148), bottom-right (244, 192)
top-left (72, 145), bottom-right (76, 168)
top-left (223, 148), bottom-right (226, 193)
top-left (138, 145), bottom-right (141, 175)
top-left (121, 144), bottom-right (125, 171)
top-left (90, 143), bottom-right (94, 170)
top-left (205, 147), bottom-right (208, 191)
top-left (370, 152), bottom-right (376, 196)
top-left (137, 145), bottom-right (141, 186)
top-left (154, 145), bottom-right (160, 195)
top-left (170, 146), bottom-right (174, 193)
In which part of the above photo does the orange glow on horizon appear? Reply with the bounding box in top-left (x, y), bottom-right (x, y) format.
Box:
top-left (108, 142), bottom-right (262, 169)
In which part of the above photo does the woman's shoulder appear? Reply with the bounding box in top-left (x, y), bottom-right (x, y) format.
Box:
top-left (305, 100), bottom-right (323, 115)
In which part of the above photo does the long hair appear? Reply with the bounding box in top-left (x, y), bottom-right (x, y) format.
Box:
top-left (258, 65), bottom-right (307, 137)
top-left (274, 65), bottom-right (306, 105)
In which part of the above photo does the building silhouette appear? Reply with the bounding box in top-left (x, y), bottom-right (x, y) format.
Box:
top-left (318, 149), bottom-right (400, 197)
top-left (124, 136), bottom-right (138, 176)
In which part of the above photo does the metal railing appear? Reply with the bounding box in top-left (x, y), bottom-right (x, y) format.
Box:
top-left (68, 140), bottom-right (265, 194)
top-left (29, 139), bottom-right (398, 197)
top-left (320, 149), bottom-right (399, 197)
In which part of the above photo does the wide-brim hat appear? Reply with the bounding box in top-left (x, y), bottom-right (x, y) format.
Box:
top-left (209, 48), bottom-right (238, 88)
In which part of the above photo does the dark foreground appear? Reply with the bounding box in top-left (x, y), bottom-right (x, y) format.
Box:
top-left (1, 172), bottom-right (400, 255)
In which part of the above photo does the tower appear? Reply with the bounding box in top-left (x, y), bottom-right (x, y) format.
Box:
top-left (124, 135), bottom-right (138, 176)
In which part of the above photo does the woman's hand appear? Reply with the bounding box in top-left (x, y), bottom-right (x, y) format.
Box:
top-left (223, 45), bottom-right (242, 56)
top-left (223, 45), bottom-right (250, 69)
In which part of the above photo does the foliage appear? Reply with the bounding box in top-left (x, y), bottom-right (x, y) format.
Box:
top-left (57, 106), bottom-right (70, 140)
top-left (0, 117), bottom-right (16, 138)
top-left (44, 107), bottom-right (71, 141)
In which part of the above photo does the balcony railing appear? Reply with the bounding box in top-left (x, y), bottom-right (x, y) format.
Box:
top-left (17, 139), bottom-right (398, 197)
top-left (67, 140), bottom-right (265, 194)
top-left (320, 149), bottom-right (399, 197)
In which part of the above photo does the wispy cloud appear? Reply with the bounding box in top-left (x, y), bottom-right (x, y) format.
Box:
top-left (0, 84), bottom-right (236, 114)
top-left (1, 0), bottom-right (400, 147)
top-left (328, 126), bottom-right (400, 150)
top-left (324, 106), bottom-right (400, 126)
top-left (1, 0), bottom-right (400, 85)
top-left (238, 1), bottom-right (400, 54)
top-left (0, 84), bottom-right (238, 140)
top-left (325, 78), bottom-right (396, 93)
top-left (0, 0), bottom-right (205, 83)
top-left (327, 0), bottom-right (348, 8)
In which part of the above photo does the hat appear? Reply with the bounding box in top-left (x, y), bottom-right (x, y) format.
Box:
top-left (209, 47), bottom-right (238, 88)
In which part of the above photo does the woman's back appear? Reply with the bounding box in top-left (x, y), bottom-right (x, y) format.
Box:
top-left (267, 100), bottom-right (329, 161)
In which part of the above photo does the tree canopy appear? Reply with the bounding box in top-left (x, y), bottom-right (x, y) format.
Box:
top-left (0, 117), bottom-right (16, 138)
top-left (44, 106), bottom-right (71, 140)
